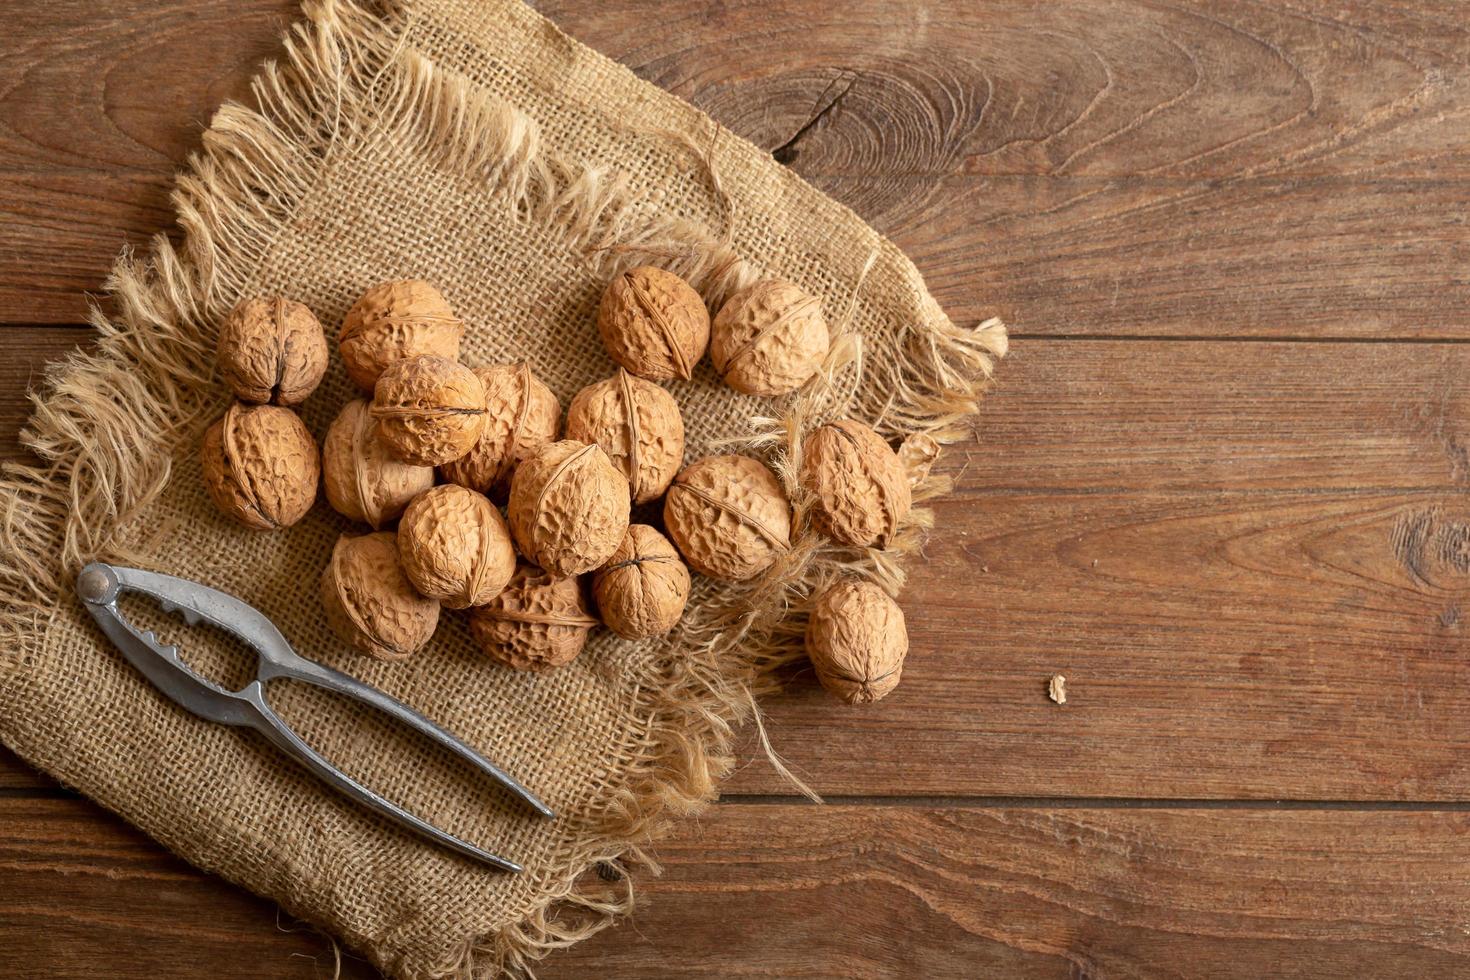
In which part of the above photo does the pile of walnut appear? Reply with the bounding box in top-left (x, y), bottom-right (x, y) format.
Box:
top-left (202, 269), bottom-right (914, 703)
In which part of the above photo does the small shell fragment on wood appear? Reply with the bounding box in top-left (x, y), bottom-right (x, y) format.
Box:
top-left (216, 295), bottom-right (329, 406)
top-left (439, 362), bottom-right (560, 499)
top-left (320, 532), bottom-right (440, 662)
top-left (566, 369), bottom-right (685, 505)
top-left (663, 454), bottom-right (791, 582)
top-left (805, 579), bottom-right (908, 705)
top-left (370, 355), bottom-right (487, 467)
top-left (800, 419), bottom-right (912, 548)
top-left (593, 525), bottom-right (691, 640)
top-left (338, 279), bottom-right (465, 390)
top-left (397, 484), bottom-right (517, 609)
top-left (896, 433), bottom-right (942, 488)
top-left (1048, 674), bottom-right (1067, 705)
top-left (710, 279), bottom-right (829, 397)
top-left (596, 266), bottom-right (710, 382)
top-left (507, 440), bottom-right (631, 577)
top-left (322, 399), bottom-right (434, 529)
top-left (469, 563), bottom-right (598, 671)
top-left (200, 401), bottom-right (320, 530)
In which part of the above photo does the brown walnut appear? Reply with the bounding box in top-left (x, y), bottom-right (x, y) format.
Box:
top-left (320, 532), bottom-right (440, 662)
top-left (216, 295), bottom-right (328, 406)
top-left (322, 399), bottom-right (434, 529)
top-left (439, 362), bottom-right (560, 499)
top-left (663, 454), bottom-right (791, 582)
top-left (596, 266), bottom-right (709, 382)
top-left (800, 419), bottom-right (912, 548)
top-left (710, 279), bottom-right (829, 397)
top-left (507, 440), bottom-right (630, 577)
top-left (370, 355), bottom-right (487, 467)
top-left (200, 401), bottom-right (319, 530)
top-left (593, 525), bottom-right (691, 640)
top-left (396, 484), bottom-right (516, 609)
top-left (805, 579), bottom-right (908, 705)
top-left (468, 563), bottom-right (598, 671)
top-left (565, 369), bottom-right (684, 505)
top-left (338, 279), bottom-right (464, 390)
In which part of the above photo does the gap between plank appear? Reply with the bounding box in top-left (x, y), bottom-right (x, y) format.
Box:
top-left (720, 794), bottom-right (1470, 811)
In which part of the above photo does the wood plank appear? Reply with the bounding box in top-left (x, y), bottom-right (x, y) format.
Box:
top-left (1, 2), bottom-right (1466, 334)
top-left (7, 795), bottom-right (1470, 978)
top-left (5, 330), bottom-right (1470, 796)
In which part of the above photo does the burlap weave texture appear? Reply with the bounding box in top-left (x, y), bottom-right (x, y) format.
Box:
top-left (0, 1), bottom-right (1005, 975)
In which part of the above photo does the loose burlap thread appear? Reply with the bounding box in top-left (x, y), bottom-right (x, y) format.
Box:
top-left (0, 1), bottom-right (1006, 976)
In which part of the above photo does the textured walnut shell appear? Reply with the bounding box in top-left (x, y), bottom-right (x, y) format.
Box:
top-left (200, 402), bottom-right (320, 530)
top-left (710, 279), bottom-right (829, 397)
top-left (507, 440), bottom-right (630, 578)
top-left (322, 399), bottom-right (434, 529)
top-left (805, 580), bottom-right (908, 705)
top-left (396, 485), bottom-right (516, 609)
top-left (468, 564), bottom-right (598, 671)
top-left (439, 362), bottom-right (560, 499)
top-left (663, 455), bottom-right (791, 582)
top-left (566, 370), bottom-right (684, 505)
top-left (370, 355), bottom-right (487, 466)
top-left (800, 419), bottom-right (912, 548)
top-left (596, 266), bottom-right (710, 382)
top-left (216, 295), bottom-right (328, 406)
top-left (593, 525), bottom-right (691, 640)
top-left (338, 279), bottom-right (465, 390)
top-left (320, 532), bottom-right (440, 662)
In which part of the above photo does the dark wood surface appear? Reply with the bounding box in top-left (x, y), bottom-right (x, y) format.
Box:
top-left (2, 0), bottom-right (1468, 976)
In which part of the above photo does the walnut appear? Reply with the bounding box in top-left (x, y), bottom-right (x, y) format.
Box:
top-left (710, 279), bottom-right (829, 397)
top-left (507, 440), bottom-right (630, 577)
top-left (565, 370), bottom-right (684, 505)
top-left (468, 563), bottom-right (598, 671)
top-left (596, 266), bottom-right (710, 382)
top-left (370, 355), bottom-right (487, 466)
top-left (896, 433), bottom-right (941, 488)
top-left (439, 362), bottom-right (560, 499)
top-left (593, 525), bottom-right (690, 639)
top-left (216, 295), bottom-right (328, 406)
top-left (396, 485), bottom-right (516, 609)
top-left (800, 419), bottom-right (912, 548)
top-left (663, 454), bottom-right (790, 582)
top-left (805, 580), bottom-right (908, 705)
top-left (320, 531), bottom-right (440, 662)
top-left (200, 402), bottom-right (319, 530)
top-left (322, 399), bottom-right (434, 529)
top-left (338, 279), bottom-right (464, 390)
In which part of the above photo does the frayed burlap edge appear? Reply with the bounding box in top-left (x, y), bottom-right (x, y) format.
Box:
top-left (0, 0), bottom-right (1006, 976)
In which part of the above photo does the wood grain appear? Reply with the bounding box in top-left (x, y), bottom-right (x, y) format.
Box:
top-left (8, 795), bottom-right (1470, 978)
top-left (5, 332), bottom-right (1470, 797)
top-left (2, 1), bottom-right (1466, 335)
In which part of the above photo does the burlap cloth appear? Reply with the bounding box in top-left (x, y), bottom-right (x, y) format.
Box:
top-left (0, 1), bottom-right (1005, 975)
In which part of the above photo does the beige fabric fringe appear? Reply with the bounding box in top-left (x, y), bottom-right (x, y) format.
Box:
top-left (0, 0), bottom-right (1005, 976)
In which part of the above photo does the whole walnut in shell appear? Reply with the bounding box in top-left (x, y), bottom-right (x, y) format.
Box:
top-left (800, 419), bottom-right (912, 548)
top-left (593, 525), bottom-right (691, 640)
top-left (711, 279), bottom-right (829, 397)
top-left (507, 440), bottom-right (630, 577)
top-left (566, 370), bottom-right (684, 505)
top-left (805, 580), bottom-right (908, 705)
top-left (370, 355), bottom-right (487, 466)
top-left (322, 399), bottom-right (434, 529)
top-left (469, 563), bottom-right (598, 671)
top-left (596, 266), bottom-right (710, 382)
top-left (397, 485), bottom-right (516, 609)
top-left (663, 455), bottom-right (791, 582)
top-left (439, 362), bottom-right (560, 499)
top-left (201, 402), bottom-right (320, 530)
top-left (216, 295), bottom-right (328, 406)
top-left (338, 279), bottom-right (464, 390)
top-left (320, 532), bottom-right (440, 662)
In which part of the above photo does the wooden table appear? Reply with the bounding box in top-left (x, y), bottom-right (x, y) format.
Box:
top-left (4, 1), bottom-right (1469, 976)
